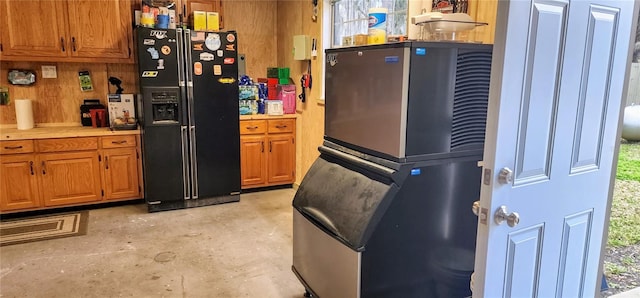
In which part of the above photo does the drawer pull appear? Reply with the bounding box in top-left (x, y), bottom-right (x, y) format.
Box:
top-left (246, 126), bottom-right (259, 129)
top-left (41, 161), bottom-right (46, 175)
top-left (4, 145), bottom-right (23, 150)
top-left (30, 161), bottom-right (34, 175)
top-left (111, 140), bottom-right (128, 145)
top-left (275, 125), bottom-right (287, 129)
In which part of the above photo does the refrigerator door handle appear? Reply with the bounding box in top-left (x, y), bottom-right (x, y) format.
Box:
top-left (181, 126), bottom-right (190, 200)
top-left (178, 29), bottom-right (189, 127)
top-left (184, 29), bottom-right (196, 128)
top-left (177, 28), bottom-right (186, 87)
top-left (189, 125), bottom-right (199, 199)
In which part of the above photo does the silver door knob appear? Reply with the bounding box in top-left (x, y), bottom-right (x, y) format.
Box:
top-left (498, 167), bottom-right (514, 184)
top-left (494, 205), bottom-right (520, 227)
top-left (472, 201), bottom-right (480, 216)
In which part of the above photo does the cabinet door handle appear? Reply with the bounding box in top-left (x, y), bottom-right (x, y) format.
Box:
top-left (60, 37), bottom-right (66, 52)
top-left (261, 141), bottom-right (264, 153)
top-left (105, 156), bottom-right (109, 170)
top-left (275, 125), bottom-right (287, 129)
top-left (269, 141), bottom-right (272, 153)
top-left (246, 126), bottom-right (258, 130)
top-left (41, 161), bottom-right (46, 175)
top-left (3, 145), bottom-right (23, 150)
top-left (111, 140), bottom-right (127, 144)
top-left (71, 37), bottom-right (76, 52)
top-left (29, 161), bottom-right (34, 175)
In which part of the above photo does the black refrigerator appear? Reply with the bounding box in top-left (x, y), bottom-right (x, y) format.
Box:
top-left (136, 27), bottom-right (240, 212)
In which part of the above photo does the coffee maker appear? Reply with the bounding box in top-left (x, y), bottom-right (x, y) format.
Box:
top-left (80, 99), bottom-right (106, 127)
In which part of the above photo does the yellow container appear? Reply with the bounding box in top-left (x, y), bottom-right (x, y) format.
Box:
top-left (140, 12), bottom-right (155, 28)
top-left (367, 7), bottom-right (388, 45)
top-left (354, 34), bottom-right (368, 45)
top-left (193, 11), bottom-right (207, 31)
top-left (207, 12), bottom-right (219, 31)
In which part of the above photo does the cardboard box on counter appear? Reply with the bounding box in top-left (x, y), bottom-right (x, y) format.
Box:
top-left (108, 94), bottom-right (137, 129)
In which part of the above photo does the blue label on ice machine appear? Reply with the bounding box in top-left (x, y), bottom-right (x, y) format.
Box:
top-left (385, 56), bottom-right (399, 63)
top-left (410, 168), bottom-right (421, 176)
top-left (416, 48), bottom-right (426, 56)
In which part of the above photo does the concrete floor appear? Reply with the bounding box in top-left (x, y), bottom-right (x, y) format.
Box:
top-left (0, 188), bottom-right (305, 298)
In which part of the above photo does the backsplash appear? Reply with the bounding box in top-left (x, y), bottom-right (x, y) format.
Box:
top-left (0, 61), bottom-right (138, 126)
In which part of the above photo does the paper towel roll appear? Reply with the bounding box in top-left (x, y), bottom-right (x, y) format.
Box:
top-left (15, 99), bottom-right (34, 130)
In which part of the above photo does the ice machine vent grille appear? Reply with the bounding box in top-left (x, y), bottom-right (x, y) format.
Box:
top-left (451, 51), bottom-right (492, 151)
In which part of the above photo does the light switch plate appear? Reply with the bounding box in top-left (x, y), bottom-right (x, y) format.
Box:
top-left (41, 65), bottom-right (57, 78)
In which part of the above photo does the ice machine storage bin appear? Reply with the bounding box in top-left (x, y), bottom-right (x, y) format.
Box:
top-left (292, 144), bottom-right (482, 298)
top-left (293, 147), bottom-right (401, 251)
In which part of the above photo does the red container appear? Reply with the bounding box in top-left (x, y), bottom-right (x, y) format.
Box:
top-left (267, 78), bottom-right (278, 86)
top-left (267, 89), bottom-right (277, 100)
top-left (89, 109), bottom-right (107, 128)
top-left (278, 84), bottom-right (296, 114)
top-left (267, 78), bottom-right (279, 100)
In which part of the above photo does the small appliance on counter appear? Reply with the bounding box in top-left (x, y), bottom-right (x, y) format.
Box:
top-left (108, 94), bottom-right (138, 130)
top-left (80, 99), bottom-right (106, 127)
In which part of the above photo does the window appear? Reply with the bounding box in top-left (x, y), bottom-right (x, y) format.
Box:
top-left (330, 0), bottom-right (408, 48)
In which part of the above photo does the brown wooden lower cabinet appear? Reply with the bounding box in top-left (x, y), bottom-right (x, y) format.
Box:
top-left (240, 135), bottom-right (267, 187)
top-left (0, 134), bottom-right (142, 213)
top-left (102, 147), bottom-right (139, 200)
top-left (0, 154), bottom-right (40, 211)
top-left (267, 134), bottom-right (295, 184)
top-left (240, 118), bottom-right (296, 189)
top-left (39, 151), bottom-right (102, 207)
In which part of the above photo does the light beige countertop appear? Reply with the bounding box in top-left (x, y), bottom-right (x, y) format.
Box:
top-left (239, 114), bottom-right (298, 121)
top-left (0, 126), bottom-right (141, 141)
top-left (2, 115), bottom-right (296, 140)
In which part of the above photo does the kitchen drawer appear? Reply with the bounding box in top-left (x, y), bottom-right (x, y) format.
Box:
top-left (240, 120), bottom-right (267, 135)
top-left (101, 135), bottom-right (136, 148)
top-left (0, 140), bottom-right (34, 154)
top-left (268, 119), bottom-right (295, 134)
top-left (36, 137), bottom-right (99, 153)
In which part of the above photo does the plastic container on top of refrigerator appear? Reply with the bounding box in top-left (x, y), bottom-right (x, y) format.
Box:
top-left (411, 12), bottom-right (488, 42)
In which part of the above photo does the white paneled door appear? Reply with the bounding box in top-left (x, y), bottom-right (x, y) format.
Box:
top-left (473, 0), bottom-right (639, 297)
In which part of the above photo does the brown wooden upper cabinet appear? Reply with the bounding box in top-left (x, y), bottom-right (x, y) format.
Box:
top-left (0, 0), bottom-right (134, 63)
top-left (180, 0), bottom-right (224, 29)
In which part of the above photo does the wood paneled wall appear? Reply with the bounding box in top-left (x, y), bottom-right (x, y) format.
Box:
top-left (277, 0), bottom-right (324, 185)
top-left (468, 0), bottom-right (498, 44)
top-left (1, 1), bottom-right (319, 182)
top-left (224, 0), bottom-right (278, 78)
top-left (0, 1), bottom-right (278, 127)
top-left (0, 62), bottom-right (137, 126)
